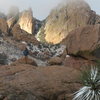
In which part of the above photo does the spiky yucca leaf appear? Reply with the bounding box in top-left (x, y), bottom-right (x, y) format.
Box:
top-left (73, 66), bottom-right (100, 100)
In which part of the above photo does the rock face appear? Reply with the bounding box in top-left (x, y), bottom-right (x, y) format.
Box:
top-left (0, 64), bottom-right (81, 100)
top-left (11, 24), bottom-right (39, 45)
top-left (7, 17), bottom-right (18, 30)
top-left (18, 8), bottom-right (35, 34)
top-left (62, 25), bottom-right (100, 58)
top-left (95, 15), bottom-right (100, 24)
top-left (0, 18), bottom-right (8, 34)
top-left (43, 0), bottom-right (97, 44)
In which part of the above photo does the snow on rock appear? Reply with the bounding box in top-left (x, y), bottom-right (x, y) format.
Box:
top-left (0, 38), bottom-right (22, 64)
top-left (27, 43), bottom-right (66, 60)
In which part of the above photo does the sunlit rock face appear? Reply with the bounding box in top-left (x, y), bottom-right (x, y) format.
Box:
top-left (18, 8), bottom-right (35, 34)
top-left (7, 17), bottom-right (17, 29)
top-left (44, 0), bottom-right (97, 44)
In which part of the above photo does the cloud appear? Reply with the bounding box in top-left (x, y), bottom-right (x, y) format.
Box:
top-left (0, 0), bottom-right (99, 20)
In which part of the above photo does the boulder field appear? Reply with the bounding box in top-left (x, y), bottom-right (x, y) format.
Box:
top-left (0, 0), bottom-right (100, 100)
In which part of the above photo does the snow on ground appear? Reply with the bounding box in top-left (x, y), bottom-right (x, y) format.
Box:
top-left (0, 37), bottom-right (66, 66)
top-left (0, 38), bottom-right (22, 64)
top-left (27, 43), bottom-right (66, 60)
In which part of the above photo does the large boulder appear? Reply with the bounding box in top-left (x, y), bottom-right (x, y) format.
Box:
top-left (0, 18), bottom-right (8, 35)
top-left (18, 8), bottom-right (35, 34)
top-left (0, 64), bottom-right (81, 100)
top-left (42, 0), bottom-right (97, 44)
top-left (62, 25), bottom-right (100, 59)
top-left (11, 24), bottom-right (39, 45)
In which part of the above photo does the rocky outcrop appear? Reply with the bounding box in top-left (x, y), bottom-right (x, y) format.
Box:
top-left (43, 0), bottom-right (97, 44)
top-left (0, 18), bottom-right (8, 35)
top-left (18, 8), bottom-right (35, 34)
top-left (7, 17), bottom-right (18, 29)
top-left (11, 57), bottom-right (38, 66)
top-left (11, 24), bottom-right (39, 45)
top-left (63, 56), bottom-right (95, 70)
top-left (0, 64), bottom-right (81, 100)
top-left (95, 15), bottom-right (100, 24)
top-left (62, 25), bottom-right (100, 59)
top-left (48, 57), bottom-right (63, 65)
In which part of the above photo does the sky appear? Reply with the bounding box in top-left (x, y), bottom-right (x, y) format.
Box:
top-left (0, 0), bottom-right (99, 20)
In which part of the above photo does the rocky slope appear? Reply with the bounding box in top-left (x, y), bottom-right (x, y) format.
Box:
top-left (38, 0), bottom-right (99, 44)
top-left (0, 0), bottom-right (100, 100)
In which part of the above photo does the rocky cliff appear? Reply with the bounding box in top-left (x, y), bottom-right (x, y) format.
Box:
top-left (0, 1), bottom-right (100, 100)
top-left (40, 0), bottom-right (98, 44)
top-left (18, 8), bottom-right (35, 34)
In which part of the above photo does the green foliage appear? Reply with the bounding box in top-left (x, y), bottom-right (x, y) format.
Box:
top-left (73, 66), bottom-right (100, 100)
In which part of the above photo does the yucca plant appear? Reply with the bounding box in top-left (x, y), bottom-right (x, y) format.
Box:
top-left (73, 66), bottom-right (100, 100)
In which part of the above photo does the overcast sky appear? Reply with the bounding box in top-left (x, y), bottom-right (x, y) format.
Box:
top-left (0, 0), bottom-right (99, 20)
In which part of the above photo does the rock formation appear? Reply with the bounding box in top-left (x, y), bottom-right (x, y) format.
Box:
top-left (7, 17), bottom-right (18, 29)
top-left (62, 25), bottom-right (100, 59)
top-left (95, 15), bottom-right (100, 24)
top-left (18, 8), bottom-right (35, 34)
top-left (0, 18), bottom-right (8, 35)
top-left (11, 24), bottom-right (39, 45)
top-left (48, 57), bottom-right (63, 65)
top-left (11, 57), bottom-right (38, 66)
top-left (42, 0), bottom-right (98, 44)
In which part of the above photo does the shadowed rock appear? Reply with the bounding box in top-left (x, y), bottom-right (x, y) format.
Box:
top-left (62, 25), bottom-right (100, 59)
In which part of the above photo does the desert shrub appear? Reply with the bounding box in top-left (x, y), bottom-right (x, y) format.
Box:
top-left (73, 66), bottom-right (100, 100)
